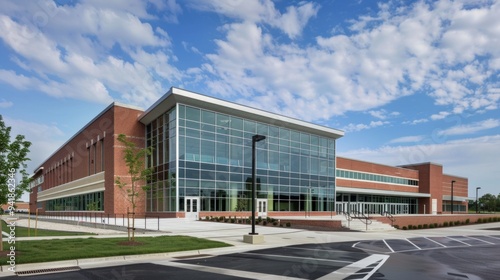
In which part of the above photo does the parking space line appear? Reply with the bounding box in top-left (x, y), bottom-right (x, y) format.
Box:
top-left (405, 238), bottom-right (421, 250)
top-left (156, 261), bottom-right (304, 280)
top-left (318, 254), bottom-right (389, 280)
top-left (424, 237), bottom-right (446, 247)
top-left (487, 235), bottom-right (500, 241)
top-left (446, 236), bottom-right (472, 246)
top-left (465, 236), bottom-right (495, 245)
top-left (382, 239), bottom-right (395, 253)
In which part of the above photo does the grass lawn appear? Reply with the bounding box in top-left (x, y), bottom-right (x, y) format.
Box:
top-left (1, 220), bottom-right (93, 237)
top-left (1, 235), bottom-right (231, 264)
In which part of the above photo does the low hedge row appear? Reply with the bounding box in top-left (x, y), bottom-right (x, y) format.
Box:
top-left (397, 216), bottom-right (500, 230)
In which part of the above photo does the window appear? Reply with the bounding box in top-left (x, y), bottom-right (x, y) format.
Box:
top-left (100, 138), bottom-right (105, 171)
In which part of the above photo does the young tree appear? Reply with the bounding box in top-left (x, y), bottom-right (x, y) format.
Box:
top-left (0, 115), bottom-right (31, 251)
top-left (115, 133), bottom-right (152, 242)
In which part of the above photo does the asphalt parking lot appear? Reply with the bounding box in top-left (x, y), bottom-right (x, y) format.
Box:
top-left (4, 234), bottom-right (500, 279)
top-left (3, 218), bottom-right (500, 280)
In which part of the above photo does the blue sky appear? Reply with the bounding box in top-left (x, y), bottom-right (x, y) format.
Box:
top-left (1, 0), bottom-right (499, 201)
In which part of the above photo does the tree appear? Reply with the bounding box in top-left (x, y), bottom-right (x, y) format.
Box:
top-left (114, 134), bottom-right (152, 242)
top-left (479, 193), bottom-right (497, 213)
top-left (0, 115), bottom-right (31, 251)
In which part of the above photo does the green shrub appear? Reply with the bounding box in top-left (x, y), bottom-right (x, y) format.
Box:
top-left (412, 225), bottom-right (418, 230)
top-left (263, 221), bottom-right (267, 226)
top-left (393, 225), bottom-right (400, 229)
top-left (408, 224), bottom-right (413, 230)
top-left (488, 217), bottom-right (493, 222)
top-left (423, 224), bottom-right (428, 229)
top-left (429, 224), bottom-right (435, 229)
top-left (454, 221), bottom-right (460, 226)
top-left (230, 218), bottom-right (235, 223)
top-left (465, 219), bottom-right (470, 224)
top-left (418, 225), bottom-right (423, 229)
top-left (286, 222), bottom-right (291, 227)
top-left (273, 221), bottom-right (279, 226)
top-left (402, 226), bottom-right (408, 230)
top-left (434, 223), bottom-right (438, 228)
top-left (443, 221), bottom-right (449, 227)
top-left (477, 218), bottom-right (482, 223)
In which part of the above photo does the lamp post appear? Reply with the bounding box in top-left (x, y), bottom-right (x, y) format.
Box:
top-left (476, 187), bottom-right (481, 214)
top-left (451, 180), bottom-right (455, 214)
top-left (250, 134), bottom-right (266, 235)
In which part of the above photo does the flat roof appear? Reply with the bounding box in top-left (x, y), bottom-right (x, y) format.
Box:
top-left (139, 87), bottom-right (344, 139)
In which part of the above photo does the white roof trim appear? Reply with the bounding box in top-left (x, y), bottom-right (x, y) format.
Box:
top-left (442, 195), bottom-right (470, 202)
top-left (139, 87), bottom-right (344, 139)
top-left (336, 186), bottom-right (431, 198)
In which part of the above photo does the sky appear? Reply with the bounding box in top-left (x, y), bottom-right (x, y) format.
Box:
top-left (0, 0), bottom-right (499, 201)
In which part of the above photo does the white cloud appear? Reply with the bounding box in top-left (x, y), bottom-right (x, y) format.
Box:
top-left (343, 121), bottom-right (388, 133)
top-left (408, 118), bottom-right (429, 125)
top-left (203, 0), bottom-right (500, 122)
top-left (437, 118), bottom-right (500, 136)
top-left (0, 99), bottom-right (13, 108)
top-left (431, 111), bottom-right (450, 120)
top-left (187, 0), bottom-right (319, 39)
top-left (339, 134), bottom-right (500, 196)
top-left (3, 117), bottom-right (65, 174)
top-left (389, 135), bottom-right (425, 144)
top-left (0, 0), bottom-right (182, 107)
top-left (368, 109), bottom-right (400, 120)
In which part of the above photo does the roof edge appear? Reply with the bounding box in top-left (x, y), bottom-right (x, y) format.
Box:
top-left (33, 102), bottom-right (143, 173)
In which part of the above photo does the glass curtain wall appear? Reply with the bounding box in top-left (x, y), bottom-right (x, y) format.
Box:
top-left (145, 108), bottom-right (177, 212)
top-left (335, 193), bottom-right (419, 214)
top-left (174, 104), bottom-right (335, 213)
top-left (46, 191), bottom-right (104, 211)
top-left (145, 104), bottom-right (337, 214)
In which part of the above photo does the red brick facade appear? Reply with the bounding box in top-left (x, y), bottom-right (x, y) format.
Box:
top-left (336, 157), bottom-right (469, 214)
top-left (30, 103), bottom-right (145, 216)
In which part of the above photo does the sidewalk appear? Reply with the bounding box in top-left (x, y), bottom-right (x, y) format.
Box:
top-left (1, 217), bottom-right (499, 277)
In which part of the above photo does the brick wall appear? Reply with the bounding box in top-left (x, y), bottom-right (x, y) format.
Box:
top-left (111, 106), bottom-right (146, 215)
top-left (30, 104), bottom-right (145, 216)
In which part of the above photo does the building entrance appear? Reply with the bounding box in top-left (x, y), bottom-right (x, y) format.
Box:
top-left (257, 199), bottom-right (268, 217)
top-left (185, 197), bottom-right (199, 220)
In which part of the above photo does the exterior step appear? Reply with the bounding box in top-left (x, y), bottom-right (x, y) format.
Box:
top-left (341, 217), bottom-right (397, 231)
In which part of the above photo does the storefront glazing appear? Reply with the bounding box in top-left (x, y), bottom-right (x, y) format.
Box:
top-left (146, 104), bottom-right (337, 213)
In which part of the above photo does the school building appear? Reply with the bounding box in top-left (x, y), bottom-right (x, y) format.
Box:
top-left (29, 87), bottom-right (469, 218)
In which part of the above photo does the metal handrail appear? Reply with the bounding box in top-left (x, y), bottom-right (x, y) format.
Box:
top-left (346, 210), bottom-right (372, 231)
top-left (382, 211), bottom-right (396, 226)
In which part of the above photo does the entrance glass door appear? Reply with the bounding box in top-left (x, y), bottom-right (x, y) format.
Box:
top-left (185, 197), bottom-right (199, 220)
top-left (257, 199), bottom-right (267, 217)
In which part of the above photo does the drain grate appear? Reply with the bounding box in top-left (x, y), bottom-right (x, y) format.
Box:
top-left (16, 266), bottom-right (80, 276)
